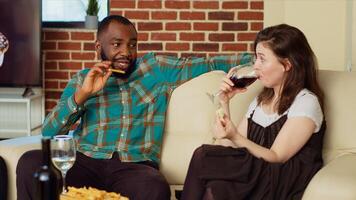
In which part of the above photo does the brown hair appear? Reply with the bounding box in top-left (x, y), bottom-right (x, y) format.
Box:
top-left (254, 24), bottom-right (324, 114)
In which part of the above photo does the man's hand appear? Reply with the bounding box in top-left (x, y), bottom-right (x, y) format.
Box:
top-left (74, 61), bottom-right (112, 105)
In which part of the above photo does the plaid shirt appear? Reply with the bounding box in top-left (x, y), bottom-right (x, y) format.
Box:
top-left (42, 52), bottom-right (251, 163)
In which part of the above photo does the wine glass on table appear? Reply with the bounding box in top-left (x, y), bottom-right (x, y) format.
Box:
top-left (206, 60), bottom-right (258, 118)
top-left (51, 135), bottom-right (76, 194)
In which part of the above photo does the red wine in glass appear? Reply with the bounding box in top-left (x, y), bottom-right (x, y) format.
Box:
top-left (206, 60), bottom-right (256, 120)
top-left (230, 75), bottom-right (257, 88)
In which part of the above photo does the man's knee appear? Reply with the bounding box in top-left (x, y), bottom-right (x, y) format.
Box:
top-left (145, 170), bottom-right (171, 197)
top-left (149, 172), bottom-right (170, 190)
top-left (16, 150), bottom-right (42, 177)
top-left (16, 150), bottom-right (42, 200)
top-left (190, 145), bottom-right (205, 166)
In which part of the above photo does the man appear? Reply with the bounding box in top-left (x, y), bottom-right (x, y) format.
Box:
top-left (16, 15), bottom-right (251, 200)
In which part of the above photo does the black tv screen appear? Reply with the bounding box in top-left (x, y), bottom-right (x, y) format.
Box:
top-left (0, 0), bottom-right (42, 87)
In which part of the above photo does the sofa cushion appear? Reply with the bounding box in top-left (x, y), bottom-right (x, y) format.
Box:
top-left (317, 71), bottom-right (356, 163)
top-left (303, 154), bottom-right (356, 200)
top-left (0, 135), bottom-right (41, 200)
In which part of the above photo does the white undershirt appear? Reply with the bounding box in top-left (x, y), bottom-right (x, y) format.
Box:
top-left (245, 89), bottom-right (323, 133)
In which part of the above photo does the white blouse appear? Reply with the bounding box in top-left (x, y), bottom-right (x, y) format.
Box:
top-left (245, 89), bottom-right (323, 133)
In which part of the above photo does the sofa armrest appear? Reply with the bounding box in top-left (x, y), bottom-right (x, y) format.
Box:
top-left (302, 154), bottom-right (356, 200)
top-left (0, 135), bottom-right (42, 200)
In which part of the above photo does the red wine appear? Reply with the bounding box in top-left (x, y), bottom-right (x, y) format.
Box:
top-left (33, 137), bottom-right (60, 200)
top-left (230, 76), bottom-right (257, 88)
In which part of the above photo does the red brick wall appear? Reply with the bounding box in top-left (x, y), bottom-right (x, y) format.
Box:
top-left (43, 0), bottom-right (264, 113)
top-left (43, 30), bottom-right (97, 111)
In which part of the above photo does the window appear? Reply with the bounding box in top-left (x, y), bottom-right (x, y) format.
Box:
top-left (42, 0), bottom-right (108, 27)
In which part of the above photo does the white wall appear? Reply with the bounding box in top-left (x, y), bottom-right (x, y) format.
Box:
top-left (264, 0), bottom-right (354, 71)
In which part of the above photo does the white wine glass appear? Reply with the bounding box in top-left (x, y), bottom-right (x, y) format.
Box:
top-left (51, 135), bottom-right (76, 194)
top-left (206, 60), bottom-right (257, 117)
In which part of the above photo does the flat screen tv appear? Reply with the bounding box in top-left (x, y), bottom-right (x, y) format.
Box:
top-left (0, 0), bottom-right (42, 87)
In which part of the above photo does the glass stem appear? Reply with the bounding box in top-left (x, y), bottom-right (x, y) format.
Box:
top-left (214, 90), bottom-right (223, 97)
top-left (213, 91), bottom-right (223, 109)
top-left (62, 171), bottom-right (67, 193)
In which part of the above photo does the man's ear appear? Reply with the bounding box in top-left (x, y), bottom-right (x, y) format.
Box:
top-left (95, 40), bottom-right (101, 52)
top-left (95, 40), bottom-right (102, 59)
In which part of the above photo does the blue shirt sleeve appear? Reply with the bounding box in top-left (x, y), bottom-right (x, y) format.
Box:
top-left (42, 70), bottom-right (87, 137)
top-left (153, 52), bottom-right (253, 87)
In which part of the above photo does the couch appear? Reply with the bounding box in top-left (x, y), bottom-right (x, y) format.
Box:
top-left (1, 70), bottom-right (356, 200)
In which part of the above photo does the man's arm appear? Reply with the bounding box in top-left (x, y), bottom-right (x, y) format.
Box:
top-left (156, 52), bottom-right (253, 85)
top-left (42, 71), bottom-right (86, 137)
top-left (42, 61), bottom-right (112, 137)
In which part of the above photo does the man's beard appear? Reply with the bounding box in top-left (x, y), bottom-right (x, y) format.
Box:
top-left (100, 50), bottom-right (109, 61)
top-left (100, 51), bottom-right (134, 79)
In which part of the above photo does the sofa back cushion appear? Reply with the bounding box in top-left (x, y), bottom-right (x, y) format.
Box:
top-left (318, 70), bottom-right (356, 163)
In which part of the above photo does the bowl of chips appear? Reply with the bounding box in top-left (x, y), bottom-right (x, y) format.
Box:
top-left (60, 186), bottom-right (129, 200)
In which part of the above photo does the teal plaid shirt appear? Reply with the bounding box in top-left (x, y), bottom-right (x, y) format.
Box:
top-left (42, 52), bottom-right (252, 163)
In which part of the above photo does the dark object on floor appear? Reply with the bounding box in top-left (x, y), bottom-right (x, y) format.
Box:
top-left (175, 190), bottom-right (182, 200)
top-left (0, 156), bottom-right (8, 200)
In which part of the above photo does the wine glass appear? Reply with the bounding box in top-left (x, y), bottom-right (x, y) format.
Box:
top-left (51, 135), bottom-right (76, 194)
top-left (206, 60), bottom-right (257, 118)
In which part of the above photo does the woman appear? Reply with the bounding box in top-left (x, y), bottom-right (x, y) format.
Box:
top-left (181, 24), bottom-right (325, 200)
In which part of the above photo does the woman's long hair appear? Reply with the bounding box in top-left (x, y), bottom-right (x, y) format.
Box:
top-left (254, 24), bottom-right (324, 114)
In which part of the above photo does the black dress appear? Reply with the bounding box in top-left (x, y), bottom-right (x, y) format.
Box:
top-left (197, 111), bottom-right (326, 200)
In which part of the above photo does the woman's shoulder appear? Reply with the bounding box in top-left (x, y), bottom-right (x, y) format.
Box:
top-left (289, 89), bottom-right (321, 112)
top-left (288, 89), bottom-right (323, 132)
top-left (292, 89), bottom-right (321, 108)
top-left (245, 97), bottom-right (258, 117)
top-left (294, 88), bottom-right (318, 101)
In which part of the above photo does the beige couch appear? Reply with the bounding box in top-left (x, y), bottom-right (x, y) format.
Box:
top-left (1, 70), bottom-right (356, 200)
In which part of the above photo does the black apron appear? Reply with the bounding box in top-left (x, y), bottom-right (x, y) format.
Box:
top-left (198, 110), bottom-right (326, 200)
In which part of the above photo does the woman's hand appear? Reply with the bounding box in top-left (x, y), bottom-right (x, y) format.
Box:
top-left (214, 112), bottom-right (240, 140)
top-left (218, 68), bottom-right (247, 104)
top-left (74, 61), bottom-right (113, 105)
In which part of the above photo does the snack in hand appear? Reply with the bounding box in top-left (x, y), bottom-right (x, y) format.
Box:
top-left (111, 68), bottom-right (125, 74)
top-left (60, 186), bottom-right (129, 200)
top-left (216, 108), bottom-right (225, 120)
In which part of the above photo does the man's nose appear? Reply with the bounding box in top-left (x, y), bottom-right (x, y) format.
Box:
top-left (120, 46), bottom-right (130, 56)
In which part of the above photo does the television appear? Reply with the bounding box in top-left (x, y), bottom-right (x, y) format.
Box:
top-left (0, 0), bottom-right (42, 87)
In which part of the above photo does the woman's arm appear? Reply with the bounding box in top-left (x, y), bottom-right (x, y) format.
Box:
top-left (214, 69), bottom-right (319, 163)
top-left (219, 116), bottom-right (316, 163)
